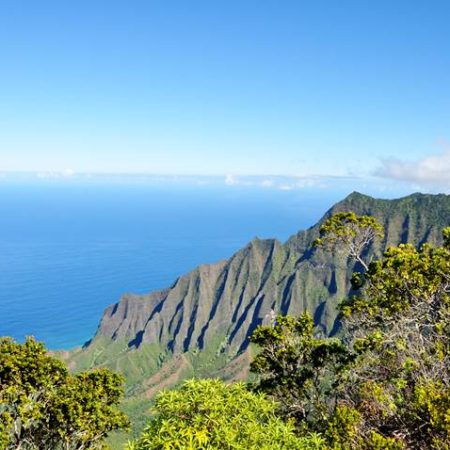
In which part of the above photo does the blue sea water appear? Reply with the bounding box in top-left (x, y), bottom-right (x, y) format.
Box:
top-left (0, 180), bottom-right (342, 349)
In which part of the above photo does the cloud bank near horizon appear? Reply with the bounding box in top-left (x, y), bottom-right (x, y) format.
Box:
top-left (0, 170), bottom-right (338, 190)
top-left (1, 164), bottom-right (448, 196)
top-left (0, 170), bottom-right (416, 199)
top-left (375, 149), bottom-right (450, 190)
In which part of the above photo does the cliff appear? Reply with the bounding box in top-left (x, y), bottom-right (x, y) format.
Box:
top-left (65, 192), bottom-right (450, 419)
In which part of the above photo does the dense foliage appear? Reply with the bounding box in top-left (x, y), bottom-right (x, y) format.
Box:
top-left (252, 213), bottom-right (450, 449)
top-left (0, 337), bottom-right (129, 450)
top-left (126, 378), bottom-right (324, 450)
top-left (251, 314), bottom-right (351, 426)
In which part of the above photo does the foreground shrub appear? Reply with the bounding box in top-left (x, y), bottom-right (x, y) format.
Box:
top-left (126, 378), bottom-right (324, 450)
top-left (0, 337), bottom-right (129, 450)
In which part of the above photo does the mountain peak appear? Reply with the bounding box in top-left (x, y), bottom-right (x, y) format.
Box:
top-left (345, 191), bottom-right (371, 200)
top-left (65, 192), bottom-right (450, 412)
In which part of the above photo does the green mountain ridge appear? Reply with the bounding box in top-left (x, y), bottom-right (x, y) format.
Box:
top-left (64, 191), bottom-right (450, 442)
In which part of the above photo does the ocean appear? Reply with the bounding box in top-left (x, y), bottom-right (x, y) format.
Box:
top-left (0, 179), bottom-right (345, 349)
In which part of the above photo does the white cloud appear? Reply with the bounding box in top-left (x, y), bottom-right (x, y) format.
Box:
top-left (375, 149), bottom-right (450, 188)
top-left (276, 177), bottom-right (327, 191)
top-left (223, 175), bottom-right (328, 191)
top-left (36, 169), bottom-right (76, 179)
top-left (225, 174), bottom-right (239, 185)
top-left (62, 168), bottom-right (75, 177)
top-left (293, 178), bottom-right (326, 189)
top-left (260, 179), bottom-right (274, 188)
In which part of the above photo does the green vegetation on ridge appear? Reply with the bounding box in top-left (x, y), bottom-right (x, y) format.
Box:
top-left (249, 215), bottom-right (450, 448)
top-left (62, 192), bottom-right (450, 444)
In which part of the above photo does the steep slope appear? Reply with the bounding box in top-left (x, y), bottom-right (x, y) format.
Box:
top-left (65, 192), bottom-right (450, 431)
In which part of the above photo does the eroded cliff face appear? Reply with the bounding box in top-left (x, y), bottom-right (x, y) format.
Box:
top-left (67, 192), bottom-right (450, 399)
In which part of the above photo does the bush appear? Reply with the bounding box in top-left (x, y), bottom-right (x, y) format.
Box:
top-left (126, 378), bottom-right (324, 450)
top-left (0, 337), bottom-right (129, 449)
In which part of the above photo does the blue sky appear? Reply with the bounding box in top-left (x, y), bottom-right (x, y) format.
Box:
top-left (1, 0), bottom-right (449, 189)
